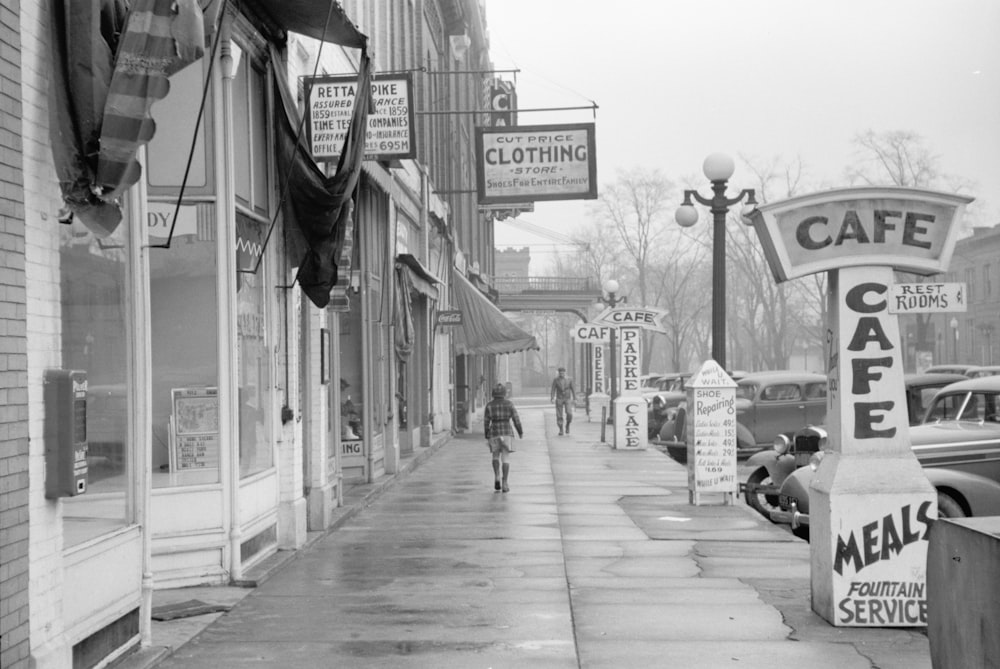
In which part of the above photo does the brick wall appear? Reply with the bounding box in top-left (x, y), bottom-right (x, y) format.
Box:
top-left (0, 1), bottom-right (28, 667)
top-left (22, 0), bottom-right (69, 662)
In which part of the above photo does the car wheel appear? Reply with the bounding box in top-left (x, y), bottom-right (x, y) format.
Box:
top-left (744, 468), bottom-right (779, 518)
top-left (937, 491), bottom-right (966, 519)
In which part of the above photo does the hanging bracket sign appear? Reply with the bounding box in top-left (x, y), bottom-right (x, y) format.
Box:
top-left (475, 123), bottom-right (597, 204)
top-left (304, 73), bottom-right (415, 162)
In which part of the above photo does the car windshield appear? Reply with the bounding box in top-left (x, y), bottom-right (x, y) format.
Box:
top-left (735, 382), bottom-right (758, 400)
top-left (925, 391), bottom-right (1000, 423)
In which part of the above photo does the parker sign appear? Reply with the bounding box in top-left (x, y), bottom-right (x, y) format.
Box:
top-left (475, 123), bottom-right (597, 204)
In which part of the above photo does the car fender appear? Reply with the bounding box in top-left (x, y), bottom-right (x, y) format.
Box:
top-left (925, 468), bottom-right (1000, 516)
top-left (745, 449), bottom-right (794, 483)
top-left (736, 422), bottom-right (756, 450)
top-left (778, 465), bottom-right (815, 515)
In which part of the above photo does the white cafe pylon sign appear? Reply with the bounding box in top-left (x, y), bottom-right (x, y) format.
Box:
top-left (749, 186), bottom-right (973, 628)
top-left (573, 322), bottom-right (611, 416)
top-left (593, 307), bottom-right (668, 449)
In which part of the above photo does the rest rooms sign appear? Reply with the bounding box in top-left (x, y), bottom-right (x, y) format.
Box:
top-left (304, 73), bottom-right (415, 162)
top-left (888, 282), bottom-right (967, 314)
top-left (476, 123), bottom-right (597, 204)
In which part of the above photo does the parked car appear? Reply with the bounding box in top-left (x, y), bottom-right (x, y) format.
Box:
top-left (967, 365), bottom-right (1000, 378)
top-left (644, 372), bottom-right (691, 439)
top-left (662, 370), bottom-right (827, 462)
top-left (771, 375), bottom-right (1000, 540)
top-left (924, 363), bottom-right (979, 376)
top-left (740, 372), bottom-right (967, 517)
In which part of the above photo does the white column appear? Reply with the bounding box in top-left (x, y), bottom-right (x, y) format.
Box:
top-left (811, 266), bottom-right (935, 627)
top-left (613, 326), bottom-right (647, 449)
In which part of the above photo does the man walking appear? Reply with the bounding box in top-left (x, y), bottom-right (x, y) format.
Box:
top-left (484, 384), bottom-right (523, 493)
top-left (550, 367), bottom-right (576, 435)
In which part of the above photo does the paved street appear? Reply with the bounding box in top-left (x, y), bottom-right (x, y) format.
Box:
top-left (144, 401), bottom-right (931, 668)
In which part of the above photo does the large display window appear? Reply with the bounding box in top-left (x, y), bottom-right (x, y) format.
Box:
top-left (148, 206), bottom-right (220, 487)
top-left (59, 218), bottom-right (130, 546)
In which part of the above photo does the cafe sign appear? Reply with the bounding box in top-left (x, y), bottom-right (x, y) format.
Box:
top-left (749, 187), bottom-right (973, 283)
top-left (747, 186), bottom-right (974, 628)
top-left (594, 306), bottom-right (668, 333)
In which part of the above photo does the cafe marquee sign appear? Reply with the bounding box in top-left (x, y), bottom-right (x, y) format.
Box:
top-left (749, 186), bottom-right (973, 628)
top-left (750, 187), bottom-right (971, 283)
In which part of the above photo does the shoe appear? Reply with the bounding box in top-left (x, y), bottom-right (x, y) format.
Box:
top-left (502, 483), bottom-right (509, 493)
top-left (494, 480), bottom-right (501, 491)
top-left (558, 430), bottom-right (563, 435)
top-left (566, 426), bottom-right (570, 434)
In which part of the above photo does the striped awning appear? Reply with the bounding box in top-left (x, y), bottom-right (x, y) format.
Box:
top-left (451, 270), bottom-right (539, 356)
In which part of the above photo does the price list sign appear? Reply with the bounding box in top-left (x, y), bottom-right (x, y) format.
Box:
top-left (170, 388), bottom-right (220, 471)
top-left (685, 361), bottom-right (738, 504)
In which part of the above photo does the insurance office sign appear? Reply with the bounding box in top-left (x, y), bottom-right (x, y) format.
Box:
top-left (304, 73), bottom-right (415, 162)
top-left (475, 123), bottom-right (597, 204)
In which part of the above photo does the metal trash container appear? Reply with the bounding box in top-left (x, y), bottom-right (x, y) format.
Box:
top-left (927, 516), bottom-right (1000, 668)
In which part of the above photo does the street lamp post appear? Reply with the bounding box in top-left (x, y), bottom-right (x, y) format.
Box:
top-left (675, 153), bottom-right (757, 370)
top-left (599, 279), bottom-right (626, 412)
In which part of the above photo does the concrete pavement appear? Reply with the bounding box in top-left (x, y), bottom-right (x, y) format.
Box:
top-left (120, 400), bottom-right (931, 668)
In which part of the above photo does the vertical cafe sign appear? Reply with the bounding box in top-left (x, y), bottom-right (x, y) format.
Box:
top-left (476, 123), bottom-right (597, 204)
top-left (304, 73), bottom-right (415, 162)
top-left (749, 186), bottom-right (974, 627)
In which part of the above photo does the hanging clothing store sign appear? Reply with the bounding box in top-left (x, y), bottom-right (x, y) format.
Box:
top-left (304, 73), bottom-right (415, 162)
top-left (476, 123), bottom-right (598, 204)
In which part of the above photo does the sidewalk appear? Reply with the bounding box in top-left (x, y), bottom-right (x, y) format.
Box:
top-left (118, 405), bottom-right (931, 669)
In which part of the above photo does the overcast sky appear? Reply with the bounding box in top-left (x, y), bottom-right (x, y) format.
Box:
top-left (485, 0), bottom-right (1000, 258)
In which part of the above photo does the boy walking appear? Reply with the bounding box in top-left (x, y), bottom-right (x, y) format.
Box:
top-left (484, 384), bottom-right (523, 493)
top-left (550, 367), bottom-right (576, 435)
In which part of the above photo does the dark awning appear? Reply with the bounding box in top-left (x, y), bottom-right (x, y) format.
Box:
top-left (451, 270), bottom-right (538, 356)
top-left (252, 0), bottom-right (367, 46)
top-left (397, 254), bottom-right (440, 299)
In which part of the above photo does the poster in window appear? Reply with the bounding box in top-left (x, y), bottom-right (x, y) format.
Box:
top-left (169, 387), bottom-right (220, 471)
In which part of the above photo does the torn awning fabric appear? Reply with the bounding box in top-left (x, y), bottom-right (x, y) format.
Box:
top-left (250, 0), bottom-right (367, 47)
top-left (273, 41), bottom-right (372, 309)
top-left (451, 270), bottom-right (539, 356)
top-left (48, 0), bottom-right (221, 236)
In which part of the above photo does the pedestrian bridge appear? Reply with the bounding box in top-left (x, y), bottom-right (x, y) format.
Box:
top-left (494, 276), bottom-right (603, 320)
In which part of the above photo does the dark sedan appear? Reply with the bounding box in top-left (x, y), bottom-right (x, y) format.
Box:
top-left (771, 376), bottom-right (1000, 540)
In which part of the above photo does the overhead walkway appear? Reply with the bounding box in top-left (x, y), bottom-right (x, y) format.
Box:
top-left (494, 276), bottom-right (603, 320)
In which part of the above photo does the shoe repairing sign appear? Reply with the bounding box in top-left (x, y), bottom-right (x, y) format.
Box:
top-left (749, 186), bottom-right (973, 628)
top-left (475, 123), bottom-right (597, 204)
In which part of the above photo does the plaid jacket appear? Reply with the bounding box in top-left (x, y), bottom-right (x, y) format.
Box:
top-left (484, 398), bottom-right (523, 439)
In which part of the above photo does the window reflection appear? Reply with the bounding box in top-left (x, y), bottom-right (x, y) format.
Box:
top-left (149, 203), bottom-right (220, 487)
top-left (59, 219), bottom-right (129, 546)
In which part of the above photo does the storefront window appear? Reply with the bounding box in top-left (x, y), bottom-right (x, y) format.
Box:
top-left (59, 218), bottom-right (129, 546)
top-left (146, 59), bottom-right (213, 193)
top-left (148, 204), bottom-right (220, 487)
top-left (237, 250), bottom-right (272, 478)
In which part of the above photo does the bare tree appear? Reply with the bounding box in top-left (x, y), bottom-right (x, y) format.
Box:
top-left (844, 129), bottom-right (975, 368)
top-left (588, 167), bottom-right (680, 372)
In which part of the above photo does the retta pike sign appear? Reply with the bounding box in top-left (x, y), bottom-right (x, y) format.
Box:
top-left (750, 187), bottom-right (973, 283)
